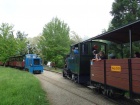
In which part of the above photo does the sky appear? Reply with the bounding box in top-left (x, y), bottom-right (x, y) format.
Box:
top-left (0, 0), bottom-right (114, 39)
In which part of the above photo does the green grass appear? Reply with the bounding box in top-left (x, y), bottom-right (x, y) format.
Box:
top-left (0, 67), bottom-right (49, 105)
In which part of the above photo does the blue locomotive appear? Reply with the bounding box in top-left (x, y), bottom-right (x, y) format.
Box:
top-left (24, 54), bottom-right (43, 73)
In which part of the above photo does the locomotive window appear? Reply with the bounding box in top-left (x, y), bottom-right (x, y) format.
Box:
top-left (34, 59), bottom-right (40, 65)
top-left (82, 44), bottom-right (88, 55)
top-left (81, 44), bottom-right (84, 54)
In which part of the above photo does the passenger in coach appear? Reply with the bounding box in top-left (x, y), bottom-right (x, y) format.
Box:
top-left (134, 52), bottom-right (140, 58)
top-left (109, 53), bottom-right (116, 59)
top-left (91, 51), bottom-right (106, 63)
top-left (91, 45), bottom-right (98, 61)
top-left (91, 50), bottom-right (98, 62)
top-left (97, 51), bottom-right (107, 61)
top-left (92, 45), bottom-right (98, 52)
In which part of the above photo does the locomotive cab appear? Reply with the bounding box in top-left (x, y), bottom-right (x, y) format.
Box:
top-left (63, 41), bottom-right (107, 84)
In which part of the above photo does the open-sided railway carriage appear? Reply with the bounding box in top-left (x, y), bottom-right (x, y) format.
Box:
top-left (63, 20), bottom-right (140, 99)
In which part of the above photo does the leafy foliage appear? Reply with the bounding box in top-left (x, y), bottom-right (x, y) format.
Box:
top-left (70, 31), bottom-right (83, 45)
top-left (106, 0), bottom-right (140, 58)
top-left (107, 42), bottom-right (122, 58)
top-left (108, 0), bottom-right (140, 31)
top-left (0, 23), bottom-right (17, 63)
top-left (0, 23), bottom-right (28, 64)
top-left (16, 31), bottom-right (28, 55)
top-left (39, 17), bottom-right (70, 67)
top-left (27, 36), bottom-right (41, 54)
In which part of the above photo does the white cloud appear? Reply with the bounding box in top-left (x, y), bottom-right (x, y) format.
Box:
top-left (0, 0), bottom-right (114, 38)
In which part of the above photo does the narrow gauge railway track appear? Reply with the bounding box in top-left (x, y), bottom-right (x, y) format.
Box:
top-left (36, 74), bottom-right (98, 105)
top-left (36, 73), bottom-right (118, 105)
top-left (37, 71), bottom-right (140, 105)
top-left (93, 89), bottom-right (140, 105)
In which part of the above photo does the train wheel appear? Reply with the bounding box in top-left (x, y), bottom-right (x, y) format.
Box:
top-left (74, 76), bottom-right (78, 83)
top-left (106, 89), bottom-right (110, 96)
top-left (120, 92), bottom-right (125, 97)
top-left (68, 73), bottom-right (72, 79)
top-left (63, 71), bottom-right (66, 77)
top-left (94, 88), bottom-right (102, 94)
top-left (72, 74), bottom-right (75, 81)
top-left (102, 89), bottom-right (107, 95)
top-left (108, 89), bottom-right (114, 98)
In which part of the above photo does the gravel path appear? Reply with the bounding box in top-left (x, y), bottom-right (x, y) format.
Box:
top-left (35, 71), bottom-right (117, 105)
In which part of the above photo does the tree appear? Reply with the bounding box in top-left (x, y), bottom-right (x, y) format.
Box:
top-left (27, 36), bottom-right (41, 54)
top-left (0, 23), bottom-right (29, 64)
top-left (38, 36), bottom-right (48, 64)
top-left (16, 31), bottom-right (27, 40)
top-left (106, 0), bottom-right (140, 58)
top-left (102, 29), bottom-right (107, 33)
top-left (109, 0), bottom-right (140, 30)
top-left (16, 31), bottom-right (28, 55)
top-left (70, 31), bottom-right (82, 45)
top-left (0, 23), bottom-right (17, 63)
top-left (39, 17), bottom-right (70, 67)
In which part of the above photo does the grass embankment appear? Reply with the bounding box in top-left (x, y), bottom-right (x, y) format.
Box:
top-left (0, 67), bottom-right (49, 105)
top-left (44, 66), bottom-right (62, 73)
